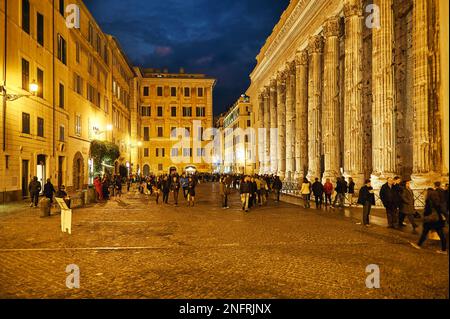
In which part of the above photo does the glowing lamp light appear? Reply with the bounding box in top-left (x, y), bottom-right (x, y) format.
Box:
top-left (29, 81), bottom-right (38, 94)
top-left (106, 124), bottom-right (113, 131)
top-left (137, 141), bottom-right (142, 147)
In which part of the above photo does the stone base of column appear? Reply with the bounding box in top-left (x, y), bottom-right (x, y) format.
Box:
top-left (306, 170), bottom-right (320, 183)
top-left (411, 172), bottom-right (443, 189)
top-left (293, 171), bottom-right (301, 181)
top-left (278, 171), bottom-right (286, 181)
top-left (370, 172), bottom-right (396, 190)
top-left (285, 171), bottom-right (293, 181)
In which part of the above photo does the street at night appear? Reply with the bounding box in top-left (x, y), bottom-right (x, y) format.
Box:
top-left (0, 182), bottom-right (447, 299)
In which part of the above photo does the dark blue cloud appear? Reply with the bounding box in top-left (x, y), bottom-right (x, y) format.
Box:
top-left (84, 0), bottom-right (289, 115)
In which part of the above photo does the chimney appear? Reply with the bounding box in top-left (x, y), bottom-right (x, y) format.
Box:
top-left (179, 67), bottom-right (185, 74)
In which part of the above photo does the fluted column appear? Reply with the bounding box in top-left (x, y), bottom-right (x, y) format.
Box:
top-left (322, 17), bottom-right (341, 183)
top-left (277, 70), bottom-right (287, 180)
top-left (370, 0), bottom-right (396, 188)
top-left (343, 0), bottom-right (365, 187)
top-left (306, 35), bottom-right (323, 181)
top-left (285, 61), bottom-right (296, 181)
top-left (263, 88), bottom-right (270, 173)
top-left (294, 50), bottom-right (309, 180)
top-left (411, 0), bottom-right (440, 187)
top-left (257, 93), bottom-right (265, 175)
top-left (269, 78), bottom-right (278, 174)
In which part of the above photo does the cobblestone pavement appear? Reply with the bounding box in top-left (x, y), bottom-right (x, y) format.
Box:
top-left (0, 183), bottom-right (448, 299)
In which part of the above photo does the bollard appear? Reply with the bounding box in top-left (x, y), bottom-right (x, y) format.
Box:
top-left (40, 197), bottom-right (51, 217)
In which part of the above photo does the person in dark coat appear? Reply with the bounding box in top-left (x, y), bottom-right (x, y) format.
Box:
top-left (379, 177), bottom-right (398, 228)
top-left (348, 177), bottom-right (356, 206)
top-left (272, 176), bottom-right (282, 202)
top-left (162, 176), bottom-right (170, 204)
top-left (56, 185), bottom-right (71, 209)
top-left (311, 178), bottom-right (324, 209)
top-left (333, 177), bottom-right (347, 208)
top-left (28, 176), bottom-right (41, 207)
top-left (170, 175), bottom-right (181, 206)
top-left (43, 179), bottom-right (56, 203)
top-left (187, 176), bottom-right (196, 207)
top-left (399, 180), bottom-right (418, 232)
top-left (410, 189), bottom-right (447, 254)
top-left (239, 176), bottom-right (251, 212)
top-left (357, 179), bottom-right (376, 226)
top-left (434, 181), bottom-right (447, 218)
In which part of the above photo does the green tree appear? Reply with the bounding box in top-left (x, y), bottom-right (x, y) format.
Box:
top-left (90, 140), bottom-right (120, 174)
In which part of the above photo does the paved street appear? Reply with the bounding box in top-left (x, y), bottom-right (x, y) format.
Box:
top-left (0, 183), bottom-right (448, 299)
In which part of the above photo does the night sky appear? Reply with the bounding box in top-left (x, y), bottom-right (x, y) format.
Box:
top-left (84, 0), bottom-right (289, 115)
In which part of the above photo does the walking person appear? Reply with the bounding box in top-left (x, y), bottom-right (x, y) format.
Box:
top-left (332, 177), bottom-right (347, 209)
top-left (187, 176), bottom-right (196, 207)
top-left (43, 179), bottom-right (56, 204)
top-left (272, 176), bottom-right (282, 202)
top-left (323, 178), bottom-right (333, 207)
top-left (379, 177), bottom-right (398, 228)
top-left (180, 174), bottom-right (189, 200)
top-left (220, 175), bottom-right (232, 209)
top-left (399, 180), bottom-right (419, 233)
top-left (28, 176), bottom-right (41, 207)
top-left (153, 178), bottom-right (162, 204)
top-left (348, 177), bottom-right (355, 206)
top-left (170, 175), bottom-right (181, 206)
top-left (357, 179), bottom-right (375, 226)
top-left (410, 188), bottom-right (447, 254)
top-left (240, 176), bottom-right (251, 212)
top-left (393, 176), bottom-right (404, 226)
top-left (300, 178), bottom-right (311, 208)
top-left (311, 178), bottom-right (324, 209)
top-left (94, 176), bottom-right (103, 201)
top-left (162, 176), bottom-right (170, 204)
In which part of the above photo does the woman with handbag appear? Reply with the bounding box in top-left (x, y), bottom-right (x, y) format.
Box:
top-left (410, 188), bottom-right (447, 254)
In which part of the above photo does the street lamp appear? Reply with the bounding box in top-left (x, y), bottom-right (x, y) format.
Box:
top-left (0, 80), bottom-right (38, 101)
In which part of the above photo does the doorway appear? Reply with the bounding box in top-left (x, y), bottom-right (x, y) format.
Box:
top-left (21, 160), bottom-right (29, 198)
top-left (36, 154), bottom-right (46, 194)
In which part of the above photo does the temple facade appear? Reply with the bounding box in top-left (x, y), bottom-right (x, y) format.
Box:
top-left (246, 0), bottom-right (449, 189)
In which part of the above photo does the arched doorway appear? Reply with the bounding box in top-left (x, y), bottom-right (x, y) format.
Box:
top-left (143, 164), bottom-right (150, 176)
top-left (73, 152), bottom-right (84, 190)
top-left (185, 165), bottom-right (197, 175)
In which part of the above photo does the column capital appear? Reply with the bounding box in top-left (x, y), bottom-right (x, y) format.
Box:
top-left (286, 60), bottom-right (296, 74)
top-left (295, 50), bottom-right (309, 66)
top-left (276, 69), bottom-right (287, 84)
top-left (308, 35), bottom-right (324, 54)
top-left (269, 77), bottom-right (277, 90)
top-left (323, 16), bottom-right (341, 38)
top-left (343, 0), bottom-right (363, 18)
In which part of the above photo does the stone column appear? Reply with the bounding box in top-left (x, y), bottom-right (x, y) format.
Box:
top-left (257, 92), bottom-right (265, 175)
top-left (411, 0), bottom-right (440, 187)
top-left (269, 78), bottom-right (278, 174)
top-left (370, 0), bottom-right (396, 188)
top-left (306, 35), bottom-right (323, 182)
top-left (285, 61), bottom-right (296, 181)
top-left (343, 0), bottom-right (365, 188)
top-left (294, 50), bottom-right (309, 180)
top-left (322, 17), bottom-right (341, 183)
top-left (277, 70), bottom-right (287, 180)
top-left (263, 87), bottom-right (270, 174)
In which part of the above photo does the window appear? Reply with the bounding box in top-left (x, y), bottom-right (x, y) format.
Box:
top-left (88, 23), bottom-right (94, 45)
top-left (5, 155), bottom-right (9, 169)
top-left (75, 114), bottom-right (81, 136)
top-left (22, 58), bottom-right (29, 91)
top-left (247, 120), bottom-right (251, 127)
top-left (197, 148), bottom-right (206, 157)
top-left (184, 87), bottom-right (190, 97)
top-left (144, 148), bottom-right (149, 157)
top-left (197, 127), bottom-right (204, 141)
top-left (104, 97), bottom-right (109, 113)
top-left (143, 127), bottom-right (149, 141)
top-left (36, 117), bottom-right (44, 137)
top-left (162, 148), bottom-right (165, 157)
top-left (196, 107), bottom-right (206, 117)
top-left (37, 13), bottom-right (44, 46)
top-left (184, 127), bottom-right (190, 137)
top-left (143, 86), bottom-right (149, 96)
top-left (182, 107), bottom-right (192, 117)
top-left (157, 127), bottom-right (163, 137)
top-left (157, 86), bottom-right (163, 97)
top-left (22, 0), bottom-right (30, 34)
top-left (141, 106), bottom-right (151, 117)
top-left (75, 42), bottom-right (80, 63)
top-left (22, 113), bottom-right (30, 134)
top-left (156, 148), bottom-right (159, 157)
top-left (59, 125), bottom-right (65, 142)
top-left (59, 83), bottom-right (64, 108)
top-left (170, 127), bottom-right (176, 138)
top-left (171, 87), bottom-right (177, 97)
top-left (57, 34), bottom-right (67, 64)
top-left (157, 106), bottom-right (163, 117)
top-left (197, 87), bottom-right (204, 97)
top-left (88, 55), bottom-right (93, 74)
top-left (37, 68), bottom-right (44, 98)
top-left (59, 0), bottom-right (65, 16)
top-left (183, 148), bottom-right (192, 157)
top-left (171, 106), bottom-right (177, 117)
top-left (158, 164), bottom-right (163, 171)
top-left (74, 73), bottom-right (83, 95)
top-left (171, 148), bottom-right (179, 157)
